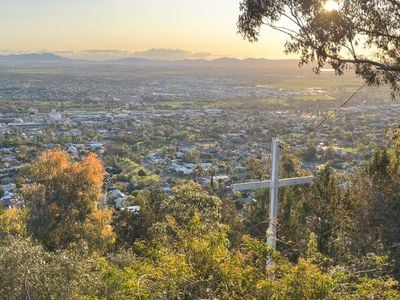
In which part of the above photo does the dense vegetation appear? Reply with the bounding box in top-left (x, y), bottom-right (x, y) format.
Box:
top-left (2, 129), bottom-right (400, 298)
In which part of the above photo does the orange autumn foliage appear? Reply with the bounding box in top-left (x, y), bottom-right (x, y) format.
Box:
top-left (24, 149), bottom-right (114, 252)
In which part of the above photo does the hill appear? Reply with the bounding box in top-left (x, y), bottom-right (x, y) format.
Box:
top-left (0, 52), bottom-right (72, 63)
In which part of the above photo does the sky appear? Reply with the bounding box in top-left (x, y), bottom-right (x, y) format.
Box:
top-left (0, 0), bottom-right (294, 60)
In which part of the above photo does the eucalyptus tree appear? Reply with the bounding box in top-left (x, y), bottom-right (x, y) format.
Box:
top-left (238, 0), bottom-right (400, 96)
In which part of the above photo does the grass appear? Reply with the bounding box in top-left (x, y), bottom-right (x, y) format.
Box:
top-left (270, 76), bottom-right (363, 91)
top-left (293, 95), bottom-right (335, 101)
top-left (116, 158), bottom-right (161, 187)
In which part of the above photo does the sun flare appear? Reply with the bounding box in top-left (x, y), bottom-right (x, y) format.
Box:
top-left (324, 0), bottom-right (339, 12)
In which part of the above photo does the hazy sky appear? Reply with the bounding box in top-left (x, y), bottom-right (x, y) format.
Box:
top-left (0, 0), bottom-right (293, 60)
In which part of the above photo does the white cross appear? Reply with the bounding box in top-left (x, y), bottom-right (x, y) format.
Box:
top-left (232, 138), bottom-right (314, 254)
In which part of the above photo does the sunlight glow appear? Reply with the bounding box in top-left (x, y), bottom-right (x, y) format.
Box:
top-left (324, 0), bottom-right (339, 12)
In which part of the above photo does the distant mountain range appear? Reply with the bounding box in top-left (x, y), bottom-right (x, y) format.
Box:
top-left (0, 52), bottom-right (301, 69)
top-left (0, 52), bottom-right (73, 63)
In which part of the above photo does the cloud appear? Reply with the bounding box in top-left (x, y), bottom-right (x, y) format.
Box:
top-left (53, 49), bottom-right (135, 61)
top-left (60, 48), bottom-right (214, 61)
top-left (82, 49), bottom-right (128, 54)
top-left (133, 48), bottom-right (213, 60)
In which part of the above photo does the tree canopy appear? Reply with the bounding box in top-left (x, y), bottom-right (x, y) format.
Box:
top-left (2, 143), bottom-right (400, 297)
top-left (238, 0), bottom-right (400, 97)
top-left (23, 150), bottom-right (115, 252)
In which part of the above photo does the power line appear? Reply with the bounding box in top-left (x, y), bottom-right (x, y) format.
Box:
top-left (298, 82), bottom-right (367, 140)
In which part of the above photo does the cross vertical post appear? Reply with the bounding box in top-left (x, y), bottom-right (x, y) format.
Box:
top-left (232, 138), bottom-right (314, 266)
top-left (267, 138), bottom-right (280, 251)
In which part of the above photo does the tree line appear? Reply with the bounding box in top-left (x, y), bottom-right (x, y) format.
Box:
top-left (2, 129), bottom-right (400, 298)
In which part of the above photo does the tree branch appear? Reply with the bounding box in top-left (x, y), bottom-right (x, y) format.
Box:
top-left (330, 57), bottom-right (400, 72)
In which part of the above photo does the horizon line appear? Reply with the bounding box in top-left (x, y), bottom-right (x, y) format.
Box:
top-left (0, 50), bottom-right (300, 63)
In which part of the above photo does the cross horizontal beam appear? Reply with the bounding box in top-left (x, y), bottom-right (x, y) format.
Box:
top-left (232, 176), bottom-right (314, 192)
